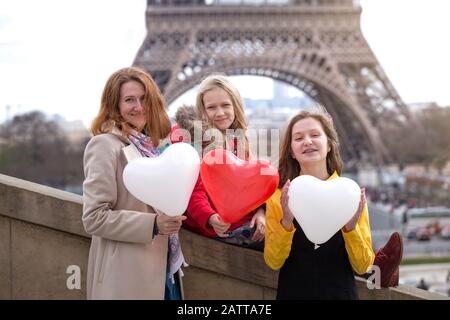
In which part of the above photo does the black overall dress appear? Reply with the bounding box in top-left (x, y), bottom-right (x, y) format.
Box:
top-left (276, 220), bottom-right (358, 300)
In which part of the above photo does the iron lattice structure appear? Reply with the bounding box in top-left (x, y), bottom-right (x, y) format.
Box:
top-left (134, 0), bottom-right (411, 166)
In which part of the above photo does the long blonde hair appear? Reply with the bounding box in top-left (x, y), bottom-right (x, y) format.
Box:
top-left (278, 109), bottom-right (343, 187)
top-left (90, 67), bottom-right (171, 146)
top-left (195, 74), bottom-right (249, 159)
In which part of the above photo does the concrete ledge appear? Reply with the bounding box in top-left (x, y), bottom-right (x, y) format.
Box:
top-left (355, 276), bottom-right (450, 300)
top-left (0, 215), bottom-right (11, 299)
top-left (183, 266), bottom-right (276, 300)
top-left (10, 219), bottom-right (89, 299)
top-left (1, 174), bottom-right (448, 300)
top-left (180, 228), bottom-right (278, 289)
top-left (0, 174), bottom-right (88, 238)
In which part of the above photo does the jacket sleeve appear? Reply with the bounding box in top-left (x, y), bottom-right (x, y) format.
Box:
top-left (186, 176), bottom-right (217, 234)
top-left (264, 189), bottom-right (296, 270)
top-left (82, 135), bottom-right (155, 243)
top-left (341, 204), bottom-right (376, 275)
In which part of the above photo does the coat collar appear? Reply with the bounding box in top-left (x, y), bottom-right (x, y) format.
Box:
top-left (111, 126), bottom-right (131, 145)
top-left (108, 126), bottom-right (141, 163)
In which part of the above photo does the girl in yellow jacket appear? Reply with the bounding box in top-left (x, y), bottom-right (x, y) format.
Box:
top-left (264, 109), bottom-right (375, 299)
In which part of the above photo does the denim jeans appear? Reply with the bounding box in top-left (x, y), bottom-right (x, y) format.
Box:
top-left (215, 222), bottom-right (264, 251)
top-left (164, 271), bottom-right (181, 300)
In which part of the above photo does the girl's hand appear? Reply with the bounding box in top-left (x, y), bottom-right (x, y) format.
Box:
top-left (280, 179), bottom-right (294, 231)
top-left (156, 214), bottom-right (187, 235)
top-left (208, 213), bottom-right (231, 237)
top-left (250, 207), bottom-right (266, 241)
top-left (344, 188), bottom-right (366, 232)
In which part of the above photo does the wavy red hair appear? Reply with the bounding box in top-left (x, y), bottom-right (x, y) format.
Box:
top-left (90, 67), bottom-right (170, 146)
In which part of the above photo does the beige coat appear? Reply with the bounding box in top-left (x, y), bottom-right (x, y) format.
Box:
top-left (82, 129), bottom-right (173, 299)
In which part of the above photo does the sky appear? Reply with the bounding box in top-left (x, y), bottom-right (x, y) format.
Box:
top-left (0, 0), bottom-right (449, 128)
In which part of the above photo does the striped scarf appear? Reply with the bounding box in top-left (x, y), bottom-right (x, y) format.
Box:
top-left (127, 130), bottom-right (161, 157)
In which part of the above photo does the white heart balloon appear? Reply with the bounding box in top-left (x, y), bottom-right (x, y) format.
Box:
top-left (123, 143), bottom-right (200, 216)
top-left (288, 175), bottom-right (361, 245)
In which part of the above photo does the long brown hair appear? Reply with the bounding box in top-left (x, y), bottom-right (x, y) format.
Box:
top-left (195, 74), bottom-right (250, 159)
top-left (278, 109), bottom-right (343, 187)
top-left (90, 66), bottom-right (171, 146)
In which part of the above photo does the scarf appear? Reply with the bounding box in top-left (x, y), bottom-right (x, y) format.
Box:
top-left (127, 129), bottom-right (188, 283)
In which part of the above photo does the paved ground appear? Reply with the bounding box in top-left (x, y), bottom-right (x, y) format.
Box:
top-left (368, 202), bottom-right (450, 255)
top-left (399, 263), bottom-right (450, 297)
top-left (368, 202), bottom-right (450, 297)
top-left (368, 202), bottom-right (402, 250)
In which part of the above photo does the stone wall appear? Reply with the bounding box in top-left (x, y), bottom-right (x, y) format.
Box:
top-left (0, 173), bottom-right (447, 300)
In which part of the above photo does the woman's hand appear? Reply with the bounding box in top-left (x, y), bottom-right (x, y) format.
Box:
top-left (250, 207), bottom-right (266, 241)
top-left (156, 214), bottom-right (187, 235)
top-left (280, 179), bottom-right (294, 231)
top-left (208, 213), bottom-right (231, 237)
top-left (344, 187), bottom-right (366, 232)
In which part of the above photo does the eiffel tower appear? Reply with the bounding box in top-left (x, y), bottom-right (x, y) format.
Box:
top-left (134, 0), bottom-right (411, 166)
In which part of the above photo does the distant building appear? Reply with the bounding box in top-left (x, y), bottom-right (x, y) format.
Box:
top-left (273, 80), bottom-right (289, 102)
top-left (243, 95), bottom-right (315, 130)
top-left (357, 168), bottom-right (380, 188)
top-left (242, 95), bottom-right (315, 162)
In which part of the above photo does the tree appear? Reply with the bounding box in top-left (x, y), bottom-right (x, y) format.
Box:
top-left (380, 106), bottom-right (450, 169)
top-left (0, 111), bottom-right (87, 193)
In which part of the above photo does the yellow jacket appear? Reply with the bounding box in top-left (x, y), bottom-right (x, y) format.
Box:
top-left (264, 171), bottom-right (375, 275)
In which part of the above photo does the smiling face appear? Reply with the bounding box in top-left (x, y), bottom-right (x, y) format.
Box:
top-left (202, 86), bottom-right (236, 132)
top-left (290, 117), bottom-right (331, 167)
top-left (119, 80), bottom-right (146, 131)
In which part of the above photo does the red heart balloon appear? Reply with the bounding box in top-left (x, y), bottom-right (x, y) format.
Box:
top-left (200, 149), bottom-right (279, 223)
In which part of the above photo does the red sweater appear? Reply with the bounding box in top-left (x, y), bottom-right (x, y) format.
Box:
top-left (184, 175), bottom-right (254, 237)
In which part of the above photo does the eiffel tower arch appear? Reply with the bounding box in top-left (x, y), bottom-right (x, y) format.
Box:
top-left (134, 0), bottom-right (411, 166)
